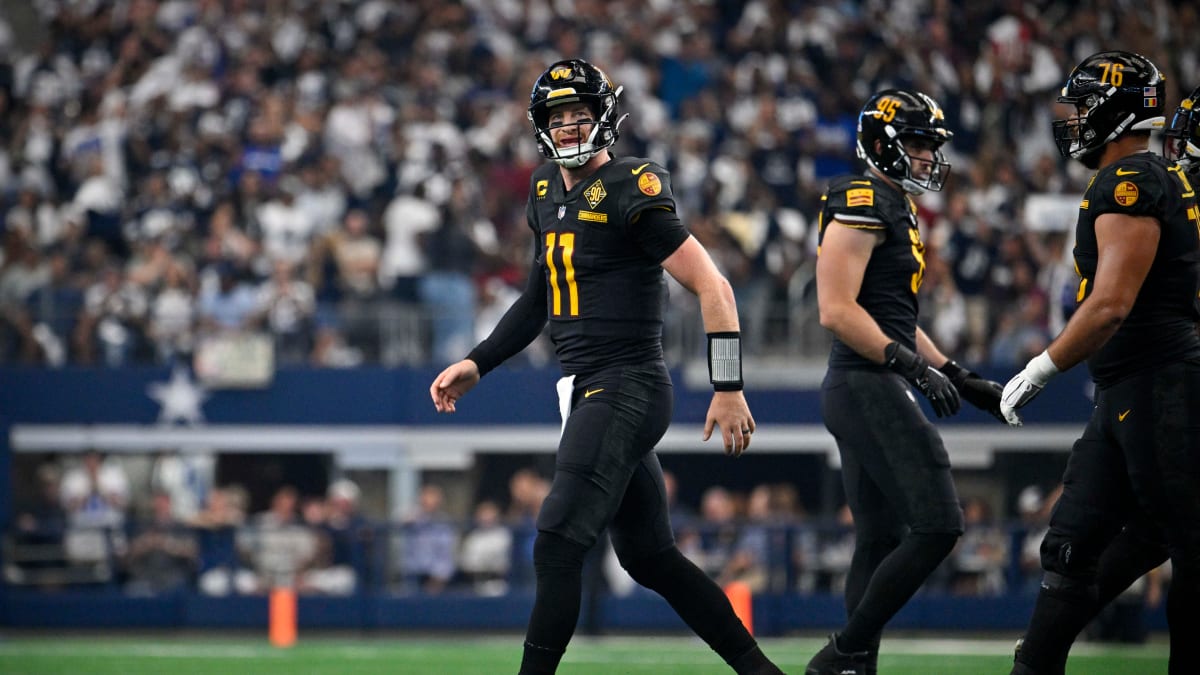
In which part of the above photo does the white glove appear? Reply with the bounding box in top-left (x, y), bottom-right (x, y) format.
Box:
top-left (1000, 350), bottom-right (1060, 426)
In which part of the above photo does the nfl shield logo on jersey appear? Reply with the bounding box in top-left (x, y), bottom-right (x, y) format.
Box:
top-left (557, 205), bottom-right (566, 220)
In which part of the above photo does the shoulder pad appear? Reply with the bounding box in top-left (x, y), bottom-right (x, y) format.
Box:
top-left (1091, 156), bottom-right (1167, 215)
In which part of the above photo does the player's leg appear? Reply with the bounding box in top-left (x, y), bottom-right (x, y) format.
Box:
top-left (1095, 514), bottom-right (1168, 612)
top-left (809, 369), bottom-right (962, 675)
top-left (827, 405), bottom-right (903, 672)
top-left (1013, 511), bottom-right (1168, 673)
top-left (1118, 361), bottom-right (1200, 675)
top-left (610, 453), bottom-right (783, 675)
top-left (832, 371), bottom-right (962, 646)
top-left (1011, 410), bottom-right (1132, 675)
top-left (519, 363), bottom-right (672, 674)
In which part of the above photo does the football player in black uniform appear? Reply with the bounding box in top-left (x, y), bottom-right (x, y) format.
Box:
top-left (1165, 84), bottom-right (1200, 174)
top-left (1001, 51), bottom-right (1200, 675)
top-left (805, 89), bottom-right (1005, 675)
top-left (430, 59), bottom-right (783, 675)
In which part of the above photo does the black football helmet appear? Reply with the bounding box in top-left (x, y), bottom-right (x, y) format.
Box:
top-left (1164, 85), bottom-right (1200, 174)
top-left (1052, 51), bottom-right (1165, 168)
top-left (527, 59), bottom-right (627, 168)
top-left (856, 89), bottom-right (953, 194)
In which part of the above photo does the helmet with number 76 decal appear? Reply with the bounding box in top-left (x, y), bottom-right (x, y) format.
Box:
top-left (1053, 50), bottom-right (1165, 169)
top-left (856, 89), bottom-right (953, 195)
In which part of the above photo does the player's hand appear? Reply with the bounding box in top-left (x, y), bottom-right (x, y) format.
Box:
top-left (703, 390), bottom-right (755, 457)
top-left (999, 351), bottom-right (1060, 426)
top-left (940, 360), bottom-right (1006, 423)
top-left (429, 359), bottom-right (481, 413)
top-left (885, 342), bottom-right (960, 418)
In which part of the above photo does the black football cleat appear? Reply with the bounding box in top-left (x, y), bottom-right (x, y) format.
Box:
top-left (806, 634), bottom-right (870, 675)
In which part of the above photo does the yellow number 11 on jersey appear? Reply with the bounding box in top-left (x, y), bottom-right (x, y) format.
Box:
top-left (545, 232), bottom-right (579, 316)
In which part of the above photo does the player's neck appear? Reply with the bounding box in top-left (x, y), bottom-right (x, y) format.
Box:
top-left (867, 167), bottom-right (902, 194)
top-left (559, 150), bottom-right (612, 191)
top-left (1096, 136), bottom-right (1150, 170)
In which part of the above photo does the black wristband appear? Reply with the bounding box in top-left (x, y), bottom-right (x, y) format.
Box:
top-left (883, 341), bottom-right (927, 381)
top-left (707, 331), bottom-right (743, 391)
top-left (937, 359), bottom-right (972, 387)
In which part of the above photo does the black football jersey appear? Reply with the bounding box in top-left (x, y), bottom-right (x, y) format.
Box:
top-left (526, 156), bottom-right (689, 375)
top-left (1072, 151), bottom-right (1200, 387)
top-left (817, 173), bottom-right (926, 369)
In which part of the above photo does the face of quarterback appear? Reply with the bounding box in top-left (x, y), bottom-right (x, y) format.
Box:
top-left (548, 102), bottom-right (597, 150)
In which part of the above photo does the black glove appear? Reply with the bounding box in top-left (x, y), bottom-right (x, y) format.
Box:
top-left (939, 359), bottom-right (1006, 423)
top-left (884, 341), bottom-right (961, 418)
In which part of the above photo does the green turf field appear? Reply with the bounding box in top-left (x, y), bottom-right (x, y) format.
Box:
top-left (0, 634), bottom-right (1169, 674)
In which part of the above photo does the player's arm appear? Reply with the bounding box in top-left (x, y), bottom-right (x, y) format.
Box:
top-left (817, 220), bottom-right (960, 417)
top-left (1001, 213), bottom-right (1159, 424)
top-left (1046, 213), bottom-right (1159, 368)
top-left (915, 327), bottom-right (949, 367)
top-left (815, 220), bottom-right (891, 360)
top-left (430, 237), bottom-right (548, 413)
top-left (660, 232), bottom-right (755, 457)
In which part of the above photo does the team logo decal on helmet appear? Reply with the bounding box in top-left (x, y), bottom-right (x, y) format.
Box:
top-left (528, 59), bottom-right (628, 168)
top-left (856, 89), bottom-right (953, 194)
top-left (1053, 51), bottom-right (1165, 169)
top-left (1164, 85), bottom-right (1200, 173)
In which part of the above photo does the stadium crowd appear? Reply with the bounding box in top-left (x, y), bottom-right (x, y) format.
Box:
top-left (8, 451), bottom-right (1078, 605)
top-left (1, 0), bottom-right (1197, 369)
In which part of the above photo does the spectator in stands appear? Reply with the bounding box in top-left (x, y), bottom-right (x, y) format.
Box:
top-left (7, 463), bottom-right (68, 586)
top-left (399, 483), bottom-right (458, 595)
top-left (379, 183), bottom-right (439, 304)
top-left (192, 485), bottom-right (250, 597)
top-left (23, 246), bottom-right (82, 367)
top-left (948, 496), bottom-right (1009, 596)
top-left (59, 450), bottom-right (129, 570)
top-left (196, 261), bottom-right (259, 334)
top-left (146, 259), bottom-right (197, 365)
top-left (418, 179), bottom-right (481, 366)
top-left (256, 259), bottom-right (316, 364)
top-left (301, 478), bottom-right (369, 596)
top-left (122, 491), bottom-right (198, 596)
top-left (692, 486), bottom-right (741, 580)
top-left (325, 208), bottom-right (382, 359)
top-left (200, 202), bottom-right (259, 271)
top-left (1016, 484), bottom-right (1060, 595)
top-left (73, 263), bottom-right (149, 366)
top-left (458, 499), bottom-right (513, 597)
top-left (717, 484), bottom-right (773, 593)
top-left (0, 230), bottom-right (48, 363)
top-left (505, 468), bottom-right (548, 592)
top-left (814, 504), bottom-right (857, 595)
top-left (236, 485), bottom-right (317, 593)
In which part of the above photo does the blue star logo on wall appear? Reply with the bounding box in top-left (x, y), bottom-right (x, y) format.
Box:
top-left (147, 366), bottom-right (210, 425)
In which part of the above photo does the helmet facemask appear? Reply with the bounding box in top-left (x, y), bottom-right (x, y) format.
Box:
top-left (1052, 91), bottom-right (1126, 169)
top-left (1164, 89), bottom-right (1200, 174)
top-left (893, 135), bottom-right (951, 194)
top-left (529, 86), bottom-right (626, 168)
